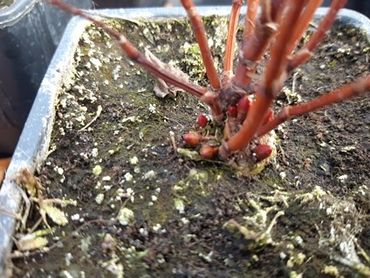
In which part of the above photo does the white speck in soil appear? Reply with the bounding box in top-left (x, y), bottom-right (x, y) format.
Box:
top-left (143, 170), bottom-right (157, 180)
top-left (95, 193), bottom-right (104, 205)
top-left (129, 156), bottom-right (139, 165)
top-left (71, 214), bottom-right (80, 221)
top-left (117, 207), bottom-right (135, 226)
top-left (92, 165), bottom-right (103, 176)
top-left (124, 172), bottom-right (133, 182)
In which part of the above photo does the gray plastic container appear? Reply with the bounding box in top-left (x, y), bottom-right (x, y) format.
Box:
top-left (0, 6), bottom-right (369, 276)
top-left (0, 0), bottom-right (92, 157)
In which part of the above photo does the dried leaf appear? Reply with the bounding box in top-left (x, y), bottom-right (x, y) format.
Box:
top-left (15, 169), bottom-right (44, 198)
top-left (17, 234), bottom-right (48, 251)
top-left (144, 49), bottom-right (190, 98)
top-left (41, 203), bottom-right (68, 226)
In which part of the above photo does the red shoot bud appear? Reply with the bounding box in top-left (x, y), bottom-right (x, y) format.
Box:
top-left (237, 96), bottom-right (251, 122)
top-left (237, 96), bottom-right (250, 113)
top-left (263, 109), bottom-right (274, 125)
top-left (227, 106), bottom-right (238, 117)
top-left (183, 132), bottom-right (202, 147)
top-left (197, 113), bottom-right (208, 128)
top-left (254, 144), bottom-right (272, 162)
top-left (199, 144), bottom-right (218, 159)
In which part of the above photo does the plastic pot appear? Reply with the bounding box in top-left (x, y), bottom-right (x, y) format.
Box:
top-left (0, 6), bottom-right (369, 275)
top-left (0, 0), bottom-right (92, 158)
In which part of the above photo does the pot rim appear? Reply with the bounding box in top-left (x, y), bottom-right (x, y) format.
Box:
top-left (0, 6), bottom-right (369, 275)
top-left (0, 0), bottom-right (39, 28)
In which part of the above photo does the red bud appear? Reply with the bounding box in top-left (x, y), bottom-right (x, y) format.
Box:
top-left (227, 106), bottom-right (238, 118)
top-left (254, 144), bottom-right (272, 162)
top-left (237, 96), bottom-right (250, 113)
top-left (237, 96), bottom-right (251, 122)
top-left (199, 144), bottom-right (218, 159)
top-left (197, 113), bottom-right (208, 128)
top-left (183, 132), bottom-right (202, 147)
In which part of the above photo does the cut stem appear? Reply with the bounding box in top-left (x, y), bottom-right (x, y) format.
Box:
top-left (258, 76), bottom-right (370, 136)
top-left (223, 0), bottom-right (243, 77)
top-left (243, 0), bottom-right (260, 40)
top-left (285, 0), bottom-right (323, 55)
top-left (232, 0), bottom-right (282, 89)
top-left (181, 0), bottom-right (221, 90)
top-left (288, 0), bottom-right (348, 71)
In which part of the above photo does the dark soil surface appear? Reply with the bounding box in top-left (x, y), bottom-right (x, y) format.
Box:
top-left (10, 16), bottom-right (370, 277)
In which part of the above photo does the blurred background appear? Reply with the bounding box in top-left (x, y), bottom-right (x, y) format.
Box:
top-left (0, 0), bottom-right (369, 160)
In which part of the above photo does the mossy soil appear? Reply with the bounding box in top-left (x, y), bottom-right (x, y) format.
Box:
top-left (11, 16), bottom-right (370, 277)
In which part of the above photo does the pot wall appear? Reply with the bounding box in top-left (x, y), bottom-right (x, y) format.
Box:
top-left (0, 0), bottom-right (92, 157)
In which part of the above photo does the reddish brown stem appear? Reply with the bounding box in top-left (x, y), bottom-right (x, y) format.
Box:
top-left (243, 0), bottom-right (260, 40)
top-left (232, 0), bottom-right (282, 89)
top-left (181, 0), bottom-right (221, 91)
top-left (48, 0), bottom-right (222, 117)
top-left (285, 0), bottom-right (323, 55)
top-left (0, 157), bottom-right (11, 183)
top-left (258, 76), bottom-right (370, 136)
top-left (288, 0), bottom-right (347, 71)
top-left (223, 0), bottom-right (243, 77)
top-left (222, 0), bottom-right (306, 155)
top-left (266, 1), bottom-right (309, 90)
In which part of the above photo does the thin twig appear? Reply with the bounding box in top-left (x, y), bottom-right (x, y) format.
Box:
top-left (79, 105), bottom-right (103, 131)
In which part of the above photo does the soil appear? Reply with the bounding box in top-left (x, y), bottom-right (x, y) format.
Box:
top-left (10, 16), bottom-right (370, 277)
